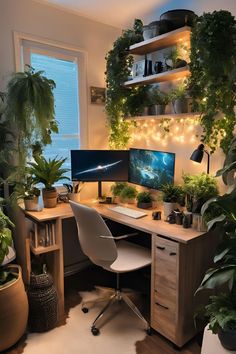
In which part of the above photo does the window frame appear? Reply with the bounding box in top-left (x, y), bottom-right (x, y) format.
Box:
top-left (13, 31), bottom-right (88, 149)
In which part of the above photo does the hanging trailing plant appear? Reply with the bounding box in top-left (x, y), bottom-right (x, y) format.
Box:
top-left (105, 19), bottom-right (147, 149)
top-left (6, 65), bottom-right (58, 164)
top-left (189, 10), bottom-right (236, 154)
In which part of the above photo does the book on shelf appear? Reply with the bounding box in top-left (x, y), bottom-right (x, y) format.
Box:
top-left (30, 222), bottom-right (56, 249)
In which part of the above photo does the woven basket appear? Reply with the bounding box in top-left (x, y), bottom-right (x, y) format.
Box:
top-left (28, 273), bottom-right (58, 332)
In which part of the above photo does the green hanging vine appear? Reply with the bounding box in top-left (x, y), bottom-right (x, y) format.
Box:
top-left (189, 10), bottom-right (236, 154)
top-left (105, 19), bottom-right (147, 149)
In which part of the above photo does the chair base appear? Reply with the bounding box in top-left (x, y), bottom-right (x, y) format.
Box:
top-left (82, 288), bottom-right (151, 336)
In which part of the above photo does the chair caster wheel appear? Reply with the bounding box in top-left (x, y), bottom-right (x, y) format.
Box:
top-left (91, 326), bottom-right (100, 336)
top-left (147, 327), bottom-right (152, 336)
top-left (82, 307), bottom-right (89, 313)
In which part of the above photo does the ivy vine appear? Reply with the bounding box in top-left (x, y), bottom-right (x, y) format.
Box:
top-left (189, 10), bottom-right (236, 154)
top-left (105, 19), bottom-right (147, 149)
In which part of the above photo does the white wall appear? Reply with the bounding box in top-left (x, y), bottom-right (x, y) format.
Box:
top-left (0, 0), bottom-right (121, 150)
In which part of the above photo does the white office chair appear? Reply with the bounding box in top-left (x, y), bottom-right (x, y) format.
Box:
top-left (69, 201), bottom-right (152, 335)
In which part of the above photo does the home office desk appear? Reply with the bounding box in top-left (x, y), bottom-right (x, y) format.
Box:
top-left (18, 201), bottom-right (217, 347)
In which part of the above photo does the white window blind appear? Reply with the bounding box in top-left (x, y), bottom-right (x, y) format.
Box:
top-left (30, 52), bottom-right (80, 179)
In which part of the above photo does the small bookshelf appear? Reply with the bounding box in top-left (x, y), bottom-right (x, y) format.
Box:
top-left (30, 221), bottom-right (57, 254)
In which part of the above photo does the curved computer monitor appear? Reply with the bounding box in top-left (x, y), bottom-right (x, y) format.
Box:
top-left (129, 148), bottom-right (175, 190)
top-left (71, 150), bottom-right (129, 182)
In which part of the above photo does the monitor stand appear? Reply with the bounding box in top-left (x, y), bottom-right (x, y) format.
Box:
top-left (98, 181), bottom-right (116, 205)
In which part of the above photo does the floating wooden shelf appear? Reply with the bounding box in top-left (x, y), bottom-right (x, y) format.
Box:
top-left (125, 113), bottom-right (200, 121)
top-left (124, 66), bottom-right (190, 87)
top-left (129, 26), bottom-right (191, 55)
top-left (30, 243), bottom-right (60, 255)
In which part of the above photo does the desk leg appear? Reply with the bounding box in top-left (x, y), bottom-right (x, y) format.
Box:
top-left (46, 218), bottom-right (64, 321)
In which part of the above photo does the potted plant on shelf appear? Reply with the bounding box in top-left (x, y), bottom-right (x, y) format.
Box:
top-left (29, 154), bottom-right (69, 208)
top-left (161, 183), bottom-right (182, 220)
top-left (148, 87), bottom-right (169, 115)
top-left (119, 185), bottom-right (137, 204)
top-left (0, 207), bottom-right (28, 352)
top-left (170, 83), bottom-right (189, 114)
top-left (137, 191), bottom-right (153, 209)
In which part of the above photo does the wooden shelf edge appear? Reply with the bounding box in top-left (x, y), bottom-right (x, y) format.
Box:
top-left (30, 243), bottom-right (60, 255)
top-left (125, 113), bottom-right (200, 121)
top-left (124, 66), bottom-right (190, 87)
top-left (129, 26), bottom-right (191, 55)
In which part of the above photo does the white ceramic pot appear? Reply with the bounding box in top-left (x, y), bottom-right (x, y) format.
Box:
top-left (163, 202), bottom-right (176, 221)
top-left (24, 196), bottom-right (39, 211)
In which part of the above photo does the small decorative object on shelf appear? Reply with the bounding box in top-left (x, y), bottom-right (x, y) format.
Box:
top-left (28, 265), bottom-right (58, 332)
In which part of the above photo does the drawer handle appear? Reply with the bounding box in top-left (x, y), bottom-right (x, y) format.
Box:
top-left (155, 301), bottom-right (169, 310)
top-left (169, 252), bottom-right (176, 256)
top-left (156, 246), bottom-right (165, 250)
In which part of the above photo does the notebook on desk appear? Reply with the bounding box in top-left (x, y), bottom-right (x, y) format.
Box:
top-left (109, 206), bottom-right (147, 219)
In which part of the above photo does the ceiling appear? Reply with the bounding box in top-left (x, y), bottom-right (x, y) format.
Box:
top-left (34, 0), bottom-right (168, 28)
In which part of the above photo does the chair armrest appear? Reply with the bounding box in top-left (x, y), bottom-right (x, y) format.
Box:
top-left (99, 232), bottom-right (138, 240)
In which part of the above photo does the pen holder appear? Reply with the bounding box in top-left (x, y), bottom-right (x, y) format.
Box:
top-left (68, 193), bottom-right (80, 203)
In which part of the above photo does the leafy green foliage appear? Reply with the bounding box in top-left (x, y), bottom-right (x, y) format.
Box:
top-left (189, 10), bottom-right (236, 153)
top-left (148, 87), bottom-right (169, 106)
top-left (216, 137), bottom-right (236, 186)
top-left (0, 210), bottom-right (14, 265)
top-left (105, 19), bottom-right (147, 148)
top-left (6, 65), bottom-right (58, 164)
top-left (206, 294), bottom-right (236, 333)
top-left (110, 182), bottom-right (128, 197)
top-left (119, 185), bottom-right (137, 201)
top-left (169, 82), bottom-right (187, 101)
top-left (12, 172), bottom-right (40, 200)
top-left (28, 155), bottom-right (69, 189)
top-left (183, 173), bottom-right (219, 201)
top-left (137, 191), bottom-right (152, 203)
top-left (161, 183), bottom-right (183, 203)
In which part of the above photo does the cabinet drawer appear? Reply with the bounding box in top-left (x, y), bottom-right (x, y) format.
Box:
top-left (154, 284), bottom-right (176, 313)
top-left (152, 298), bottom-right (176, 341)
top-left (154, 236), bottom-right (179, 289)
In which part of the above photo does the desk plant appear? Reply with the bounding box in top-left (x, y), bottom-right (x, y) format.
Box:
top-left (137, 191), bottom-right (153, 209)
top-left (119, 185), bottom-right (137, 204)
top-left (13, 173), bottom-right (40, 211)
top-left (189, 10), bottom-right (236, 153)
top-left (161, 183), bottom-right (183, 220)
top-left (110, 182), bottom-right (128, 202)
top-left (28, 154), bottom-right (69, 208)
top-left (0, 206), bottom-right (28, 352)
top-left (196, 138), bottom-right (236, 350)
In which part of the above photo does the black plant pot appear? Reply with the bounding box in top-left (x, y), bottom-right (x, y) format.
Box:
top-left (218, 328), bottom-right (236, 350)
top-left (160, 9), bottom-right (196, 30)
top-left (137, 202), bottom-right (152, 209)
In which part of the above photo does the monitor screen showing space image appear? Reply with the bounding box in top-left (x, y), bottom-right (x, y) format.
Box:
top-left (129, 148), bottom-right (175, 189)
top-left (71, 150), bottom-right (129, 182)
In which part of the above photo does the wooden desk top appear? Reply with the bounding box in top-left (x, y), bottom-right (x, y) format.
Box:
top-left (24, 201), bottom-right (204, 244)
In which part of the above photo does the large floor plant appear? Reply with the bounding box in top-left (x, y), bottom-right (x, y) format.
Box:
top-left (196, 137), bottom-right (236, 350)
top-left (105, 19), bottom-right (147, 149)
top-left (189, 10), bottom-right (236, 154)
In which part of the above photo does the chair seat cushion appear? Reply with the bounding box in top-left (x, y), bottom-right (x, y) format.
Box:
top-left (108, 241), bottom-right (151, 273)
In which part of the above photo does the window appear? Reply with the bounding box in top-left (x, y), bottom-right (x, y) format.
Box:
top-left (17, 35), bottom-right (88, 180)
top-left (30, 52), bottom-right (80, 177)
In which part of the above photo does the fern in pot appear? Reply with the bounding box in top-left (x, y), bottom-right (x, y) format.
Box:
top-left (29, 155), bottom-right (69, 208)
top-left (119, 185), bottom-right (137, 204)
top-left (137, 191), bottom-right (153, 209)
top-left (110, 182), bottom-right (128, 203)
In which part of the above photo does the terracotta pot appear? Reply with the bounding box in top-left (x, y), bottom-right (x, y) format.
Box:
top-left (24, 196), bottom-right (39, 211)
top-left (42, 188), bottom-right (58, 208)
top-left (0, 265), bottom-right (29, 351)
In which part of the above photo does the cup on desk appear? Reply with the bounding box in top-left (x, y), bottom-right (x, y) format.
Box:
top-left (152, 211), bottom-right (162, 220)
top-left (68, 193), bottom-right (80, 203)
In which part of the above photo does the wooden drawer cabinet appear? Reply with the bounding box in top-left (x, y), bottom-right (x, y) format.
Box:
top-left (151, 232), bottom-right (218, 347)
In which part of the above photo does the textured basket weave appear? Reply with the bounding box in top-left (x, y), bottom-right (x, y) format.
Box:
top-left (28, 273), bottom-right (58, 332)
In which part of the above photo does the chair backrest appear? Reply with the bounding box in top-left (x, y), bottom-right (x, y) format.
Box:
top-left (69, 201), bottom-right (118, 269)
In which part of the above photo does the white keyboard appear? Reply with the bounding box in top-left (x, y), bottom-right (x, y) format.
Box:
top-left (109, 206), bottom-right (147, 219)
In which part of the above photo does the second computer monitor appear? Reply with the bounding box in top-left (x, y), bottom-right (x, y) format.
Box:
top-left (129, 148), bottom-right (175, 189)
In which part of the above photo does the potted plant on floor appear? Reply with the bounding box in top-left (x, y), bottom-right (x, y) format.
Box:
top-left (161, 183), bottom-right (182, 220)
top-left (0, 207), bottom-right (28, 352)
top-left (148, 87), bottom-right (169, 115)
top-left (196, 141), bottom-right (236, 350)
top-left (137, 191), bottom-right (153, 209)
top-left (29, 154), bottom-right (69, 208)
